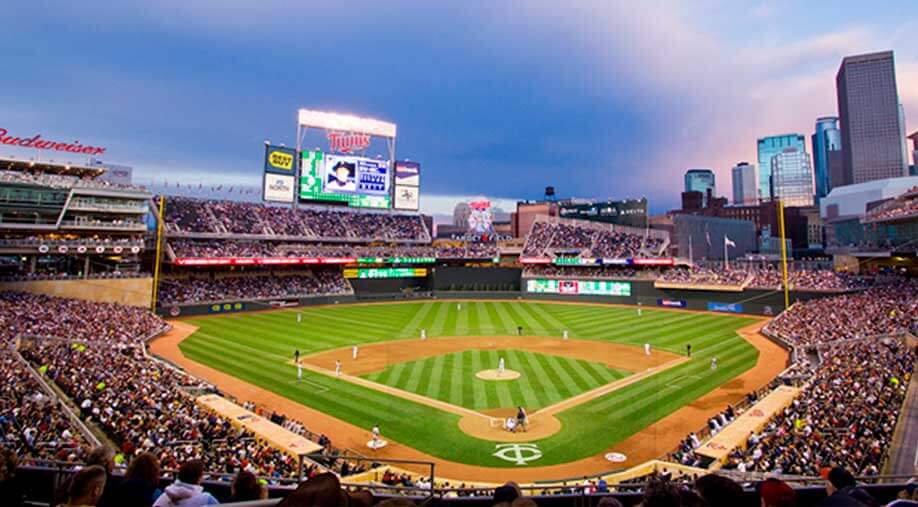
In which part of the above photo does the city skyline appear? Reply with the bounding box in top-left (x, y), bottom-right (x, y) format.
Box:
top-left (2, 2), bottom-right (917, 215)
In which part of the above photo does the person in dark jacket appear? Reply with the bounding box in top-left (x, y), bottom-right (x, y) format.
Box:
top-left (54, 446), bottom-right (119, 507)
top-left (0, 449), bottom-right (24, 507)
top-left (110, 452), bottom-right (162, 507)
top-left (818, 467), bottom-right (875, 507)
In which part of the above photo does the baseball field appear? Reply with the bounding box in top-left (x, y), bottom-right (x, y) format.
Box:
top-left (154, 300), bottom-right (780, 478)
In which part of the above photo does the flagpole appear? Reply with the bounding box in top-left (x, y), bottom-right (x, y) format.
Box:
top-left (724, 236), bottom-right (728, 271)
top-left (689, 235), bottom-right (694, 265)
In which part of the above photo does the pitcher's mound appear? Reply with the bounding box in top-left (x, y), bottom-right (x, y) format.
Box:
top-left (476, 369), bottom-right (521, 380)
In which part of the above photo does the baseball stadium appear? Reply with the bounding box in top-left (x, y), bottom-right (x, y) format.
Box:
top-left (0, 106), bottom-right (916, 507)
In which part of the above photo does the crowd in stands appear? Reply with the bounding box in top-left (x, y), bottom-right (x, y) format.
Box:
top-left (658, 264), bottom-right (871, 291)
top-left (0, 291), bottom-right (339, 483)
top-left (522, 265), bottom-right (662, 280)
top-left (169, 238), bottom-right (498, 260)
top-left (672, 280), bottom-right (917, 479)
top-left (0, 270), bottom-right (148, 283)
top-left (521, 221), bottom-right (665, 259)
top-left (162, 196), bottom-right (431, 242)
top-left (660, 266), bottom-right (749, 286)
top-left (0, 170), bottom-right (147, 192)
top-left (158, 271), bottom-right (351, 305)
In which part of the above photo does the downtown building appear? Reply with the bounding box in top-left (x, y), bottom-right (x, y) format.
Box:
top-left (812, 117), bottom-right (841, 202)
top-left (684, 169), bottom-right (716, 207)
top-left (731, 162), bottom-right (757, 205)
top-left (836, 51), bottom-right (909, 184)
top-left (757, 134), bottom-right (814, 207)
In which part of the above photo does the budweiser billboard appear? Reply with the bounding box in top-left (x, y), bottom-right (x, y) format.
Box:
top-left (0, 127), bottom-right (106, 155)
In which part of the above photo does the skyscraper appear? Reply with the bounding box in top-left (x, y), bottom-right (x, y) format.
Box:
top-left (836, 51), bottom-right (908, 184)
top-left (770, 146), bottom-right (814, 207)
top-left (731, 162), bottom-right (757, 205)
top-left (684, 169), bottom-right (716, 206)
top-left (909, 131), bottom-right (918, 166)
top-left (757, 134), bottom-right (807, 201)
top-left (812, 117), bottom-right (841, 201)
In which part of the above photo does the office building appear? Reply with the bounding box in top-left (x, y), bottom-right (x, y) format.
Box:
top-left (812, 117), bottom-right (841, 200)
top-left (757, 134), bottom-right (807, 201)
top-left (836, 51), bottom-right (908, 184)
top-left (684, 169), bottom-right (716, 206)
top-left (910, 131), bottom-right (918, 166)
top-left (770, 146), bottom-right (814, 207)
top-left (731, 162), bottom-right (757, 205)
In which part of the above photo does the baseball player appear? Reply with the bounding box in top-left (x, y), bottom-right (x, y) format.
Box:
top-left (335, 360), bottom-right (342, 377)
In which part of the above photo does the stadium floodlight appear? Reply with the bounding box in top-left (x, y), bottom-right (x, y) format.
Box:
top-left (297, 109), bottom-right (397, 138)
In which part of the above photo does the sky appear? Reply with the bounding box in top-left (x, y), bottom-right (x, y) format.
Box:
top-left (3, 1), bottom-right (917, 217)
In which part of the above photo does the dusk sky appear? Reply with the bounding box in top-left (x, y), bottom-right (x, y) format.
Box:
top-left (3, 1), bottom-right (917, 215)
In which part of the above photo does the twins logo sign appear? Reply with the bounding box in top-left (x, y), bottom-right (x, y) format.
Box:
top-left (493, 443), bottom-right (542, 465)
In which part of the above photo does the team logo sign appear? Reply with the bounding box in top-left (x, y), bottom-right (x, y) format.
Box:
top-left (493, 443), bottom-right (542, 466)
top-left (327, 131), bottom-right (371, 153)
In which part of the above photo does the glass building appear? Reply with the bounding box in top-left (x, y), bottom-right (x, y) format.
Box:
top-left (770, 146), bottom-right (814, 207)
top-left (731, 162), bottom-right (757, 205)
top-left (757, 134), bottom-right (807, 201)
top-left (684, 169), bottom-right (716, 206)
top-left (836, 51), bottom-right (908, 184)
top-left (812, 117), bottom-right (841, 202)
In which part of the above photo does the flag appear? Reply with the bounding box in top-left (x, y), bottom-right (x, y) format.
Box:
top-left (725, 236), bottom-right (736, 248)
top-left (705, 225), bottom-right (711, 246)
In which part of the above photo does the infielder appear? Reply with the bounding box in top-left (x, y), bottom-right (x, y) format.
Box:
top-left (335, 360), bottom-right (342, 377)
top-left (498, 357), bottom-right (505, 375)
top-left (420, 329), bottom-right (427, 340)
top-left (563, 330), bottom-right (569, 340)
top-left (644, 343), bottom-right (651, 356)
top-left (352, 345), bottom-right (358, 360)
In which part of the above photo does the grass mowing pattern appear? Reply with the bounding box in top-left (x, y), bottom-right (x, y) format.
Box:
top-left (179, 301), bottom-right (759, 467)
top-left (363, 349), bottom-right (630, 411)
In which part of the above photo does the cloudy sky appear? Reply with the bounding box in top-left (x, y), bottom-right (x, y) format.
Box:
top-left (3, 1), bottom-right (916, 215)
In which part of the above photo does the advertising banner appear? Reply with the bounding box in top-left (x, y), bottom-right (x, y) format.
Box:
top-left (657, 299), bottom-right (687, 308)
top-left (526, 279), bottom-right (631, 296)
top-left (263, 173), bottom-right (295, 203)
top-left (707, 302), bottom-right (744, 313)
top-left (208, 302), bottom-right (246, 314)
top-left (394, 160), bottom-right (421, 186)
top-left (264, 145), bottom-right (297, 175)
top-left (343, 268), bottom-right (428, 279)
top-left (393, 185), bottom-right (420, 210)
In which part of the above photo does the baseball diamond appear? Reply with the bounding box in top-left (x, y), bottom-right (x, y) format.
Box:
top-left (168, 300), bottom-right (765, 474)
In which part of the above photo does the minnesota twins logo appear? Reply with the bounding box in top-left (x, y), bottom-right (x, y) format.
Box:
top-left (493, 443), bottom-right (542, 465)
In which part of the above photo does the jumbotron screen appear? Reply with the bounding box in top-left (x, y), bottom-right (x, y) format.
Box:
top-left (526, 279), bottom-right (632, 296)
top-left (300, 150), bottom-right (392, 208)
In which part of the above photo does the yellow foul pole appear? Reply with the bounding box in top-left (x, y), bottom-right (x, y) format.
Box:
top-left (151, 195), bottom-right (166, 312)
top-left (777, 199), bottom-right (790, 309)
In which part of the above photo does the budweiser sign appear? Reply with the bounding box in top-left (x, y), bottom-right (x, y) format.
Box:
top-left (327, 131), bottom-right (370, 153)
top-left (0, 127), bottom-right (106, 156)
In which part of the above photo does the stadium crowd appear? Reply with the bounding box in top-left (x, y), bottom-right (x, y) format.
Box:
top-left (522, 221), bottom-right (665, 259)
top-left (0, 169), bottom-right (147, 192)
top-left (863, 186), bottom-right (918, 223)
top-left (168, 238), bottom-right (498, 260)
top-left (672, 280), bottom-right (917, 479)
top-left (158, 271), bottom-right (351, 305)
top-left (162, 196), bottom-right (431, 241)
top-left (658, 264), bottom-right (870, 291)
top-left (0, 291), bottom-right (353, 483)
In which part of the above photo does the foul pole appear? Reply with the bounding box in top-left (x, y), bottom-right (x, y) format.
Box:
top-left (151, 195), bottom-right (166, 312)
top-left (777, 199), bottom-right (790, 309)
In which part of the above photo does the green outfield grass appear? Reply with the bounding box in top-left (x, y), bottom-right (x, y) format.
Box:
top-left (178, 300), bottom-right (760, 467)
top-left (363, 348), bottom-right (631, 411)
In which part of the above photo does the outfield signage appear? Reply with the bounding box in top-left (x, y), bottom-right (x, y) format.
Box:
top-left (0, 127), bottom-right (107, 155)
top-left (657, 299), bottom-right (687, 308)
top-left (264, 145), bottom-right (296, 174)
top-left (208, 302), bottom-right (246, 314)
top-left (553, 257), bottom-right (600, 266)
top-left (521, 257), bottom-right (673, 266)
top-left (526, 279), bottom-right (632, 296)
top-left (343, 267), bottom-right (427, 279)
top-left (357, 257), bottom-right (436, 264)
top-left (174, 257), bottom-right (357, 266)
top-left (707, 302), bottom-right (743, 313)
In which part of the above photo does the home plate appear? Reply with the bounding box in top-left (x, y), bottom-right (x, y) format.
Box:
top-left (367, 439), bottom-right (388, 450)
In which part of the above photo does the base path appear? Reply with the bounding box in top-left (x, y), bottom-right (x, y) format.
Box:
top-left (151, 316), bottom-right (785, 483)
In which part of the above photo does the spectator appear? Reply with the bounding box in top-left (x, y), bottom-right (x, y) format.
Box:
top-left (53, 446), bottom-right (118, 507)
top-left (493, 482), bottom-right (522, 506)
top-left (0, 448), bottom-right (24, 507)
top-left (819, 467), bottom-right (874, 507)
top-left (230, 470), bottom-right (266, 502)
top-left (276, 472), bottom-right (372, 507)
top-left (111, 452), bottom-right (162, 507)
top-left (597, 496), bottom-right (625, 507)
top-left (64, 465), bottom-right (108, 507)
top-left (694, 474), bottom-right (744, 507)
top-left (152, 459), bottom-right (218, 507)
top-left (640, 479), bottom-right (682, 507)
top-left (758, 478), bottom-right (797, 507)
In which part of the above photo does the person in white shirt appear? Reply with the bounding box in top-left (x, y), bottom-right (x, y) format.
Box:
top-left (335, 360), bottom-right (342, 377)
top-left (644, 343), bottom-right (651, 356)
top-left (352, 345), bottom-right (358, 360)
top-left (498, 357), bottom-right (505, 375)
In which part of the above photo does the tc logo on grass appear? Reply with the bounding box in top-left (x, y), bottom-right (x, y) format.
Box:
top-left (493, 443), bottom-right (542, 465)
